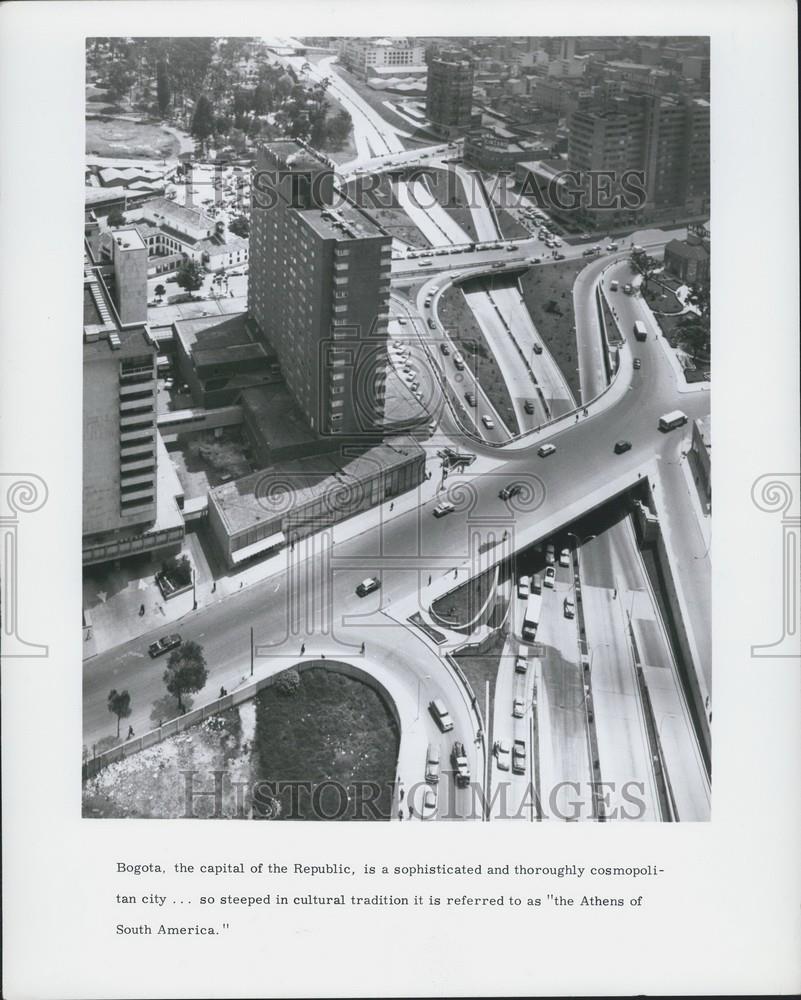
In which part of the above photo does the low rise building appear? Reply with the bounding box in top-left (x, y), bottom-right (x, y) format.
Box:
top-left (172, 313), bottom-right (282, 409)
top-left (208, 436), bottom-right (426, 568)
top-left (464, 123), bottom-right (552, 171)
top-left (664, 230), bottom-right (710, 285)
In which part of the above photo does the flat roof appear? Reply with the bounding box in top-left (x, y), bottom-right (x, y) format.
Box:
top-left (240, 384), bottom-right (319, 451)
top-left (210, 436), bottom-right (424, 536)
top-left (299, 200), bottom-right (386, 242)
top-left (172, 312), bottom-right (254, 357)
top-left (112, 228), bottom-right (146, 252)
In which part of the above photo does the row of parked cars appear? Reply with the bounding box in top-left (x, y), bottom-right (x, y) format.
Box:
top-left (493, 737), bottom-right (527, 774)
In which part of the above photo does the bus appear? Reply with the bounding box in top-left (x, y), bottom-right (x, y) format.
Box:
top-left (633, 320), bottom-right (647, 341)
top-left (522, 592), bottom-right (542, 642)
top-left (658, 410), bottom-right (688, 432)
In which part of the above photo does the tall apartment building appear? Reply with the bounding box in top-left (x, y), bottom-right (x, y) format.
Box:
top-left (568, 92), bottom-right (710, 222)
top-left (338, 37), bottom-right (426, 79)
top-left (426, 52), bottom-right (474, 138)
top-left (83, 239), bottom-right (184, 567)
top-left (249, 140), bottom-right (392, 437)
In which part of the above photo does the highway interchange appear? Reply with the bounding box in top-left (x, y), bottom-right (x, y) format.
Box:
top-left (84, 53), bottom-right (711, 822)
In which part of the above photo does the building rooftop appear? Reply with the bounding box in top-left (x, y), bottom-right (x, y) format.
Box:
top-left (299, 200), bottom-right (386, 242)
top-left (240, 384), bottom-right (320, 452)
top-left (172, 312), bottom-right (256, 358)
top-left (665, 238), bottom-right (710, 261)
top-left (144, 196), bottom-right (214, 230)
top-left (210, 435), bottom-right (424, 535)
top-left (111, 228), bottom-right (146, 252)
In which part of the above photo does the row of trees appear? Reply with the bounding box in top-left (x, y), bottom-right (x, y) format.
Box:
top-left (107, 639), bottom-right (209, 737)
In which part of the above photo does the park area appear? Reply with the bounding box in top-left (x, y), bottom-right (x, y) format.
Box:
top-left (86, 116), bottom-right (180, 159)
top-left (519, 260), bottom-right (585, 401)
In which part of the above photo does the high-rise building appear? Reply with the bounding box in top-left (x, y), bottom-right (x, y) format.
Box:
top-left (426, 52), bottom-right (474, 138)
top-left (567, 92), bottom-right (710, 222)
top-left (83, 239), bottom-right (184, 566)
top-left (248, 140), bottom-right (392, 437)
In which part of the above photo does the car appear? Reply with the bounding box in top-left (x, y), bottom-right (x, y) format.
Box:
top-left (531, 573), bottom-right (542, 595)
top-left (524, 399), bottom-right (536, 415)
top-left (429, 698), bottom-right (454, 733)
top-left (512, 698), bottom-right (525, 719)
top-left (582, 248), bottom-right (595, 256)
top-left (609, 279), bottom-right (619, 291)
top-left (425, 743), bottom-right (441, 784)
top-left (563, 596), bottom-right (575, 619)
top-left (494, 740), bottom-right (511, 771)
top-left (433, 501), bottom-right (455, 518)
top-left (532, 342), bottom-right (543, 355)
top-left (512, 739), bottom-right (527, 775)
top-left (559, 547), bottom-right (571, 568)
top-left (418, 260), bottom-right (433, 268)
top-left (554, 253), bottom-right (566, 260)
top-left (427, 319), bottom-right (436, 330)
top-left (355, 576), bottom-right (381, 597)
top-left (398, 317), bottom-right (407, 325)
top-left (481, 415), bottom-right (495, 430)
top-left (515, 647), bottom-right (528, 674)
top-left (465, 391), bottom-right (477, 407)
top-left (606, 242), bottom-right (619, 251)
top-left (148, 634), bottom-right (182, 658)
top-left (517, 575), bottom-right (530, 599)
top-left (545, 544), bottom-right (556, 565)
top-left (440, 343), bottom-right (450, 355)
top-left (614, 440), bottom-right (632, 454)
top-left (417, 784), bottom-right (438, 819)
top-left (623, 283), bottom-right (632, 295)
top-left (538, 443), bottom-right (556, 457)
top-left (633, 358), bottom-right (642, 370)
top-left (544, 566), bottom-right (556, 588)
top-left (424, 297), bottom-right (432, 307)
top-left (499, 483), bottom-right (522, 501)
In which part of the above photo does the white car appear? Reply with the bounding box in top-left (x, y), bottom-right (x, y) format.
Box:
top-left (546, 544), bottom-right (556, 565)
top-left (538, 443), bottom-right (556, 457)
top-left (433, 501), bottom-right (455, 518)
top-left (559, 548), bottom-right (571, 568)
top-left (481, 415), bottom-right (495, 430)
top-left (418, 784), bottom-right (438, 819)
top-left (494, 740), bottom-right (511, 771)
top-left (517, 576), bottom-right (531, 599)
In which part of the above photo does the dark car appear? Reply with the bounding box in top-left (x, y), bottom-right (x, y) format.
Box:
top-left (148, 634), bottom-right (182, 658)
top-left (465, 391), bottom-right (477, 407)
top-left (614, 440), bottom-right (632, 454)
top-left (524, 399), bottom-right (536, 415)
top-left (633, 358), bottom-right (642, 370)
top-left (356, 576), bottom-right (381, 597)
top-left (427, 318), bottom-right (436, 329)
top-left (499, 483), bottom-right (522, 501)
top-left (440, 343), bottom-right (450, 355)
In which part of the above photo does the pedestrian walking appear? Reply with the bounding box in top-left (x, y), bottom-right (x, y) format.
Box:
top-left (428, 574), bottom-right (432, 586)
top-left (301, 643), bottom-right (306, 655)
top-left (613, 588), bottom-right (617, 599)
top-left (211, 581), bottom-right (216, 593)
top-left (360, 641), bottom-right (365, 655)
top-left (127, 725), bottom-right (134, 738)
top-left (399, 788), bottom-right (405, 802)
top-left (389, 501), bottom-right (394, 512)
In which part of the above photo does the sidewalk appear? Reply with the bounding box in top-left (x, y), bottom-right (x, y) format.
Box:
top-left (83, 444), bottom-right (506, 657)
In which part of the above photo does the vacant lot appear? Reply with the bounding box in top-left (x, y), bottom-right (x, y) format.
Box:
top-left (252, 665), bottom-right (399, 821)
top-left (519, 260), bottom-right (584, 401)
top-left (86, 117), bottom-right (179, 158)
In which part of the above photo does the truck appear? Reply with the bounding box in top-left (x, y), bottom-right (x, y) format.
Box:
top-left (633, 320), bottom-right (647, 341)
top-left (658, 410), bottom-right (689, 432)
top-left (522, 592), bottom-right (542, 642)
top-left (450, 741), bottom-right (471, 787)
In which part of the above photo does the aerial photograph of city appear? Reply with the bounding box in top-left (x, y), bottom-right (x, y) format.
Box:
top-left (81, 34), bottom-right (711, 822)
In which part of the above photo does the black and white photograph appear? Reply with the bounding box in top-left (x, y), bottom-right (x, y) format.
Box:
top-left (81, 34), bottom-right (712, 823)
top-left (1, 2), bottom-right (799, 998)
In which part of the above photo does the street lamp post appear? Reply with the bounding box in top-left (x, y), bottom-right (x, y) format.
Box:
top-left (192, 566), bottom-right (197, 611)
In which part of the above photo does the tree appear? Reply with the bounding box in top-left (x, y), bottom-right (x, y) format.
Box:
top-left (107, 689), bottom-right (132, 737)
top-left (154, 283), bottom-right (166, 301)
top-left (106, 207), bottom-right (127, 228)
top-left (156, 59), bottom-right (171, 115)
top-left (228, 215), bottom-right (250, 238)
top-left (676, 281), bottom-right (710, 359)
top-left (191, 94), bottom-right (215, 147)
top-left (105, 61), bottom-right (135, 103)
top-left (175, 258), bottom-right (205, 295)
top-left (629, 248), bottom-right (661, 291)
top-left (161, 553), bottom-right (192, 587)
top-left (163, 640), bottom-right (208, 713)
top-left (274, 668), bottom-right (301, 697)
